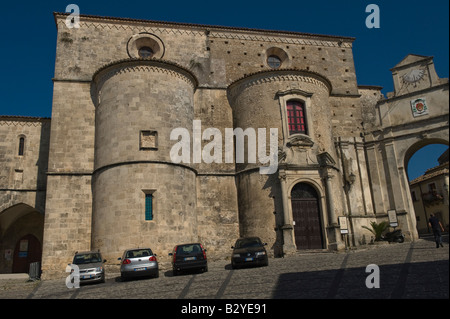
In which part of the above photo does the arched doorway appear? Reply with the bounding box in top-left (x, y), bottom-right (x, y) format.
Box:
top-left (405, 143), bottom-right (449, 235)
top-left (12, 234), bottom-right (42, 273)
top-left (0, 204), bottom-right (44, 273)
top-left (291, 183), bottom-right (324, 249)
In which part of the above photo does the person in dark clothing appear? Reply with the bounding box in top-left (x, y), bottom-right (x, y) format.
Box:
top-left (428, 213), bottom-right (445, 248)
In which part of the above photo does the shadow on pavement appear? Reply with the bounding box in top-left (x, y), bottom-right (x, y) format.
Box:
top-left (272, 259), bottom-right (449, 299)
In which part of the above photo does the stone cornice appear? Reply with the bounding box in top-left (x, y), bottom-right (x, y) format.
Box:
top-left (54, 12), bottom-right (354, 48)
top-left (92, 58), bottom-right (198, 87)
top-left (228, 69), bottom-right (332, 96)
top-left (377, 82), bottom-right (449, 106)
top-left (91, 58), bottom-right (199, 106)
top-left (0, 116), bottom-right (51, 126)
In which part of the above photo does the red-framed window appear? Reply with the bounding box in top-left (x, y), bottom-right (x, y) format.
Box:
top-left (287, 100), bottom-right (307, 135)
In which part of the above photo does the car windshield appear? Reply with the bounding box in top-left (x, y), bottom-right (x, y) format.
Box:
top-left (235, 238), bottom-right (262, 248)
top-left (125, 249), bottom-right (152, 258)
top-left (176, 244), bottom-right (201, 255)
top-left (73, 253), bottom-right (102, 264)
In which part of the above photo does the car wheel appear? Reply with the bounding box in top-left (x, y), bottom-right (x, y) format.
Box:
top-left (173, 268), bottom-right (178, 276)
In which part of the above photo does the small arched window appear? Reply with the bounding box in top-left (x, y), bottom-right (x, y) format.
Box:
top-left (18, 137), bottom-right (25, 156)
top-left (286, 100), bottom-right (308, 135)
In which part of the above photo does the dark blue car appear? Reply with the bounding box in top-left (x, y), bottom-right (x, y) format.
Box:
top-left (231, 237), bottom-right (268, 269)
top-left (169, 243), bottom-right (208, 276)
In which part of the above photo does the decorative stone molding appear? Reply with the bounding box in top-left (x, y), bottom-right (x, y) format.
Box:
top-left (317, 151), bottom-right (337, 168)
top-left (91, 58), bottom-right (198, 106)
top-left (228, 69), bottom-right (332, 100)
top-left (279, 135), bottom-right (319, 167)
top-left (54, 13), bottom-right (354, 49)
top-left (210, 31), bottom-right (353, 48)
top-left (276, 88), bottom-right (314, 98)
top-left (127, 33), bottom-right (165, 59)
top-left (286, 134), bottom-right (315, 148)
top-left (0, 117), bottom-right (50, 127)
top-left (55, 17), bottom-right (206, 37)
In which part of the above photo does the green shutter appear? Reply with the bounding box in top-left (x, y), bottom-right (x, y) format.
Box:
top-left (145, 194), bottom-right (153, 220)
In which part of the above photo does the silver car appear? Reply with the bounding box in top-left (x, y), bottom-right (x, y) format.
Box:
top-left (119, 248), bottom-right (159, 280)
top-left (72, 251), bottom-right (106, 284)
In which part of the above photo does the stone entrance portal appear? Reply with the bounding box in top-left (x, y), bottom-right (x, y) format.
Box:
top-left (291, 183), bottom-right (324, 249)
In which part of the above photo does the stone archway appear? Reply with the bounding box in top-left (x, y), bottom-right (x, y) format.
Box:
top-left (0, 204), bottom-right (44, 273)
top-left (363, 55), bottom-right (448, 241)
top-left (404, 138), bottom-right (449, 175)
top-left (404, 140), bottom-right (449, 235)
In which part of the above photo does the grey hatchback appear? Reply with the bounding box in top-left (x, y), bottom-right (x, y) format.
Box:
top-left (72, 251), bottom-right (106, 284)
top-left (118, 248), bottom-right (159, 280)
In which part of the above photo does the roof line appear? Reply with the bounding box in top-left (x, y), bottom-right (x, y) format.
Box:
top-left (358, 85), bottom-right (384, 90)
top-left (409, 161), bottom-right (449, 185)
top-left (53, 12), bottom-right (355, 42)
top-left (0, 115), bottom-right (51, 121)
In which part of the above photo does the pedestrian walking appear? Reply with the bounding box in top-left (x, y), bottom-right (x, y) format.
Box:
top-left (428, 213), bottom-right (445, 248)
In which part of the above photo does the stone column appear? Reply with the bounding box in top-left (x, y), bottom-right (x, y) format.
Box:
top-left (279, 171), bottom-right (297, 255)
top-left (384, 138), bottom-right (407, 211)
top-left (323, 172), bottom-right (346, 250)
top-left (324, 174), bottom-right (337, 225)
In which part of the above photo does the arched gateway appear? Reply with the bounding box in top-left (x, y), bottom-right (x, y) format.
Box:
top-left (363, 55), bottom-right (449, 240)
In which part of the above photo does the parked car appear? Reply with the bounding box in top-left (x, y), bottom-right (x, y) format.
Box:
top-left (118, 248), bottom-right (159, 280)
top-left (72, 251), bottom-right (106, 284)
top-left (231, 237), bottom-right (268, 269)
top-left (169, 243), bottom-right (208, 276)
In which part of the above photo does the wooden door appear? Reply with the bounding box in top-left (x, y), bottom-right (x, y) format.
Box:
top-left (291, 183), bottom-right (324, 250)
top-left (12, 234), bottom-right (42, 273)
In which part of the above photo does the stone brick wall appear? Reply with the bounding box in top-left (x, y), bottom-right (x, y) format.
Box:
top-left (92, 59), bottom-right (196, 170)
top-left (92, 163), bottom-right (197, 264)
top-left (0, 117), bottom-right (50, 199)
top-left (0, 117), bottom-right (49, 273)
top-left (41, 175), bottom-right (93, 276)
top-left (41, 80), bottom-right (95, 277)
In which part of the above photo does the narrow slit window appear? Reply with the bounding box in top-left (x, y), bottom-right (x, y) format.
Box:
top-left (18, 137), bottom-right (25, 156)
top-left (287, 100), bottom-right (307, 135)
top-left (145, 193), bottom-right (153, 221)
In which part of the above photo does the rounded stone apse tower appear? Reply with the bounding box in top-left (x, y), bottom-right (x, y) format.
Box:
top-left (91, 59), bottom-right (198, 260)
top-left (228, 69), bottom-right (341, 254)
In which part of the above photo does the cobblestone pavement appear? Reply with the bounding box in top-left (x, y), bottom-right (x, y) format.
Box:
top-left (1, 237), bottom-right (448, 301)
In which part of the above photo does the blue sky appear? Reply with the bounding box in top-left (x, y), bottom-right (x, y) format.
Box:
top-left (0, 0), bottom-right (448, 180)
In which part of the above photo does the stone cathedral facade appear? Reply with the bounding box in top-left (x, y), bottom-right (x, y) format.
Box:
top-left (0, 13), bottom-right (448, 277)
